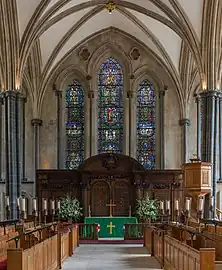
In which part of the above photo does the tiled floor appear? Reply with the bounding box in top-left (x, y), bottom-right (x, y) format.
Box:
top-left (62, 244), bottom-right (162, 270)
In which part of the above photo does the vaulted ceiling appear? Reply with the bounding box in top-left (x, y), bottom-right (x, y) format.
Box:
top-left (16, 0), bottom-right (204, 78)
top-left (0, 0), bottom-right (221, 117)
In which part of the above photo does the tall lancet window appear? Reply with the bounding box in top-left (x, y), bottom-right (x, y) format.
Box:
top-left (65, 80), bottom-right (84, 169)
top-left (137, 79), bottom-right (156, 169)
top-left (97, 57), bottom-right (124, 153)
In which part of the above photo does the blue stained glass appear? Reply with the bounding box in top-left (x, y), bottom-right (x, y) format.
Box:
top-left (65, 81), bottom-right (84, 169)
top-left (137, 79), bottom-right (156, 169)
top-left (98, 57), bottom-right (124, 153)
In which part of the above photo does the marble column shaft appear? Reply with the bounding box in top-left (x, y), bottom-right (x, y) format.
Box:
top-left (16, 93), bottom-right (26, 197)
top-left (199, 90), bottom-right (219, 218)
top-left (31, 119), bottom-right (42, 197)
top-left (159, 89), bottom-right (166, 169)
top-left (3, 91), bottom-right (18, 219)
top-left (219, 96), bottom-right (222, 180)
top-left (0, 97), bottom-right (3, 182)
top-left (195, 95), bottom-right (201, 159)
top-left (127, 90), bottom-right (133, 157)
top-left (54, 89), bottom-right (62, 169)
top-left (88, 90), bottom-right (94, 157)
top-left (179, 118), bottom-right (190, 164)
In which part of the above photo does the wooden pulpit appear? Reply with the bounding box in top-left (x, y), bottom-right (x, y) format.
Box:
top-left (183, 160), bottom-right (212, 217)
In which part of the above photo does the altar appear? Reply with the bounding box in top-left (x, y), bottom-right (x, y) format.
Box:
top-left (84, 216), bottom-right (138, 238)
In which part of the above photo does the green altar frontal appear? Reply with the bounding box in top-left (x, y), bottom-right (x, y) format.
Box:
top-left (84, 216), bottom-right (137, 238)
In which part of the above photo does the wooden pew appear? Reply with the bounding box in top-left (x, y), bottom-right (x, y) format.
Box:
top-left (7, 223), bottom-right (79, 270)
top-left (144, 225), bottom-right (216, 270)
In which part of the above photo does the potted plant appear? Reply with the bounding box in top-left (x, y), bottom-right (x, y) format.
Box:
top-left (60, 194), bottom-right (82, 223)
top-left (136, 197), bottom-right (159, 223)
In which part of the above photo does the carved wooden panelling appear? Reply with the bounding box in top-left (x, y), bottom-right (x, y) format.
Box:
top-left (91, 181), bottom-right (110, 216)
top-left (113, 181), bottom-right (130, 216)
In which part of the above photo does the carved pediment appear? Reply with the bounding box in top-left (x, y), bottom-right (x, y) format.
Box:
top-left (102, 154), bottom-right (118, 170)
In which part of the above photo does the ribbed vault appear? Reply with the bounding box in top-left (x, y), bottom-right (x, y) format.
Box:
top-left (0, 0), bottom-right (221, 117)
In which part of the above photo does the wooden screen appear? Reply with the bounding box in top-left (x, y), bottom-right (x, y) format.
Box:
top-left (113, 181), bottom-right (130, 216)
top-left (91, 181), bottom-right (110, 216)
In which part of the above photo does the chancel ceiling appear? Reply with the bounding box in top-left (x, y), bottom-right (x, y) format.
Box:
top-left (0, 0), bottom-right (221, 117)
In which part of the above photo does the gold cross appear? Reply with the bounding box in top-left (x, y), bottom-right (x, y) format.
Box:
top-left (107, 222), bottom-right (115, 234)
top-left (106, 199), bottom-right (116, 217)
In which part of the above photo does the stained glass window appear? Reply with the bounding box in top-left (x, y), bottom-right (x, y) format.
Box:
top-left (65, 80), bottom-right (84, 169)
top-left (98, 57), bottom-right (124, 153)
top-left (137, 79), bottom-right (156, 169)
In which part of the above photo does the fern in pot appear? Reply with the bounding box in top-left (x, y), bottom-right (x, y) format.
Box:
top-left (136, 197), bottom-right (159, 223)
top-left (60, 194), bottom-right (82, 223)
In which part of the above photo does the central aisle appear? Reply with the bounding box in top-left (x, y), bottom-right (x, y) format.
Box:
top-left (62, 244), bottom-right (162, 270)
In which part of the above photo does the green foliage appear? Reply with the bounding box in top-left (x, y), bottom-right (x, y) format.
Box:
top-left (136, 197), bottom-right (159, 222)
top-left (60, 194), bottom-right (82, 222)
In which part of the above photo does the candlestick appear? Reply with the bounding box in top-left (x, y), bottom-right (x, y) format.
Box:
top-left (160, 201), bottom-right (164, 210)
top-left (51, 200), bottom-right (55, 210)
top-left (17, 198), bottom-right (20, 209)
top-left (174, 200), bottom-right (179, 211)
top-left (165, 200), bottom-right (170, 211)
top-left (33, 198), bottom-right (37, 211)
top-left (6, 196), bottom-right (9, 207)
top-left (21, 198), bottom-right (26, 212)
top-left (43, 199), bottom-right (47, 211)
top-left (198, 196), bottom-right (204, 212)
top-left (185, 197), bottom-right (191, 211)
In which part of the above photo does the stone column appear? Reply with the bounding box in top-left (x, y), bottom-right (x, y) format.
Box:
top-left (159, 87), bottom-right (167, 169)
top-left (213, 95), bottom-right (219, 217)
top-left (53, 86), bottom-right (62, 169)
top-left (195, 95), bottom-right (201, 159)
top-left (88, 90), bottom-right (94, 157)
top-left (0, 97), bottom-right (3, 182)
top-left (3, 91), bottom-right (18, 219)
top-left (127, 90), bottom-right (133, 157)
top-left (199, 90), bottom-right (218, 218)
top-left (31, 119), bottom-right (42, 197)
top-left (179, 118), bottom-right (190, 163)
top-left (219, 95), bottom-right (222, 180)
top-left (16, 93), bottom-right (26, 197)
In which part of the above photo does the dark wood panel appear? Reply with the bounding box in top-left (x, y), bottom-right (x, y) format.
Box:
top-left (91, 181), bottom-right (110, 216)
top-left (113, 181), bottom-right (130, 216)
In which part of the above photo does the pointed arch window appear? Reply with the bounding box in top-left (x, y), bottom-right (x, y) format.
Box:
top-left (97, 57), bottom-right (124, 153)
top-left (65, 80), bottom-right (84, 169)
top-left (137, 79), bottom-right (156, 169)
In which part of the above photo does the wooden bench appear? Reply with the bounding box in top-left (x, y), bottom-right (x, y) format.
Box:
top-left (7, 223), bottom-right (79, 270)
top-left (144, 226), bottom-right (216, 270)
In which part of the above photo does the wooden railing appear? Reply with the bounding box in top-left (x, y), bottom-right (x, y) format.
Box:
top-left (79, 223), bottom-right (98, 240)
top-left (7, 223), bottom-right (79, 270)
top-left (144, 226), bottom-right (216, 270)
top-left (124, 223), bottom-right (144, 240)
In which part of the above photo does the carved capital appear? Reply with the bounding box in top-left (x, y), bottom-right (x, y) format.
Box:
top-left (3, 90), bottom-right (17, 99)
top-left (127, 90), bottom-right (133, 99)
top-left (53, 84), bottom-right (62, 98)
top-left (16, 92), bottom-right (27, 102)
top-left (159, 85), bottom-right (168, 97)
top-left (88, 90), bottom-right (94, 99)
top-left (179, 118), bottom-right (190, 126)
top-left (31, 118), bottom-right (43, 126)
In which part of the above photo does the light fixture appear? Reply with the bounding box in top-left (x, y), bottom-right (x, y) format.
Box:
top-left (106, 1), bottom-right (116, 14)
